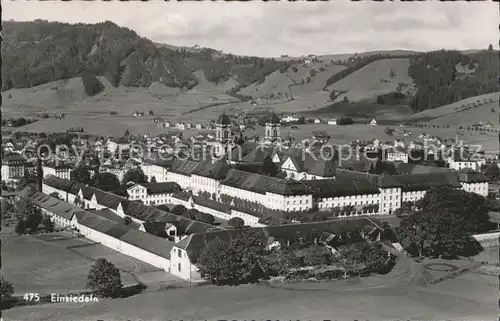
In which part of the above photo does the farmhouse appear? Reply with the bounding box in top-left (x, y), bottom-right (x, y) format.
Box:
top-left (370, 119), bottom-right (378, 126)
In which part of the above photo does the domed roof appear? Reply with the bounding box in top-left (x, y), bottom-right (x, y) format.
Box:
top-left (216, 113), bottom-right (231, 125)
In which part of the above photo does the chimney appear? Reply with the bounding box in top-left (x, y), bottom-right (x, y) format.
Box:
top-left (36, 157), bottom-right (43, 192)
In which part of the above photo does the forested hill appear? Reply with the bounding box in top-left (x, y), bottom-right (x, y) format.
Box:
top-left (408, 49), bottom-right (498, 113)
top-left (1, 20), bottom-right (294, 92)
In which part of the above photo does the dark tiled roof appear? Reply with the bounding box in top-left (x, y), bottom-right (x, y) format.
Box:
top-left (222, 169), bottom-right (310, 196)
top-left (193, 196), bottom-right (231, 213)
top-left (191, 159), bottom-right (231, 180)
top-left (377, 172), bottom-right (462, 191)
top-left (75, 211), bottom-right (174, 259)
top-left (142, 157), bottom-right (175, 168)
top-left (241, 146), bottom-right (282, 164)
top-left (43, 175), bottom-right (84, 196)
top-left (91, 208), bottom-right (141, 229)
top-left (137, 182), bottom-right (182, 195)
top-left (457, 171), bottom-right (489, 183)
top-left (227, 141), bottom-right (258, 162)
top-left (394, 163), bottom-right (454, 175)
top-left (177, 217), bottom-right (383, 263)
top-left (119, 197), bottom-right (223, 235)
top-left (169, 159), bottom-right (201, 175)
top-left (283, 152), bottom-right (337, 178)
top-left (119, 229), bottom-right (174, 259)
top-left (303, 176), bottom-right (380, 198)
top-left (28, 190), bottom-right (83, 220)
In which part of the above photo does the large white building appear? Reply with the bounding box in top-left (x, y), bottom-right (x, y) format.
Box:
top-left (140, 158), bottom-right (172, 183)
top-left (1, 154), bottom-right (25, 182)
top-left (127, 182), bottom-right (181, 206)
top-left (42, 163), bottom-right (72, 180)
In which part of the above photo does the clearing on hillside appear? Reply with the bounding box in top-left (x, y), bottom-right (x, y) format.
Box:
top-left (237, 61), bottom-right (346, 99)
top-left (326, 58), bottom-right (415, 103)
top-left (189, 70), bottom-right (239, 94)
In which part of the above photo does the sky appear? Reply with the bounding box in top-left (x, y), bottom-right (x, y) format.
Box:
top-left (2, 1), bottom-right (499, 57)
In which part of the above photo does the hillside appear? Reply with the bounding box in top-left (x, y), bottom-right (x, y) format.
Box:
top-left (403, 92), bottom-right (499, 126)
top-left (1, 20), bottom-right (293, 92)
top-left (325, 58), bottom-right (415, 103)
top-left (407, 50), bottom-right (498, 112)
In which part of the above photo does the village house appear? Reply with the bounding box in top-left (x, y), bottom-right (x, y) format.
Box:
top-left (386, 147), bottom-right (409, 163)
top-left (328, 118), bottom-right (337, 125)
top-left (107, 137), bottom-right (130, 154)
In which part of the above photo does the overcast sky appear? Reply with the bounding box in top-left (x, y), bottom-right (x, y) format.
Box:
top-left (3, 1), bottom-right (498, 57)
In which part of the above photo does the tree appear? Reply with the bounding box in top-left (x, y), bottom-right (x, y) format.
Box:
top-left (15, 218), bottom-right (26, 235)
top-left (42, 216), bottom-right (55, 233)
top-left (70, 166), bottom-right (92, 185)
top-left (93, 172), bottom-right (120, 192)
top-left (197, 230), bottom-right (266, 285)
top-left (484, 163), bottom-right (499, 181)
top-left (228, 217), bottom-right (245, 228)
top-left (418, 186), bottom-right (492, 233)
top-left (399, 209), bottom-right (481, 258)
top-left (122, 168), bottom-right (147, 185)
top-left (304, 244), bottom-right (334, 266)
top-left (0, 277), bottom-right (14, 307)
top-left (124, 129), bottom-right (130, 137)
top-left (488, 44), bottom-right (493, 51)
top-left (389, 68), bottom-right (396, 78)
top-left (86, 258), bottom-right (123, 298)
top-left (343, 96), bottom-right (349, 102)
top-left (171, 204), bottom-right (187, 216)
top-left (150, 176), bottom-right (157, 183)
top-left (259, 156), bottom-right (278, 177)
top-left (124, 216), bottom-right (133, 225)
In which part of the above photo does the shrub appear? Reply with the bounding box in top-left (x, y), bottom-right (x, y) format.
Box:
top-left (0, 277), bottom-right (14, 308)
top-left (228, 217), bottom-right (244, 228)
top-left (86, 258), bottom-right (123, 298)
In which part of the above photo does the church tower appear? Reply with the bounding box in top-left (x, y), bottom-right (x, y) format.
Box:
top-left (215, 111), bottom-right (232, 157)
top-left (265, 111), bottom-right (281, 143)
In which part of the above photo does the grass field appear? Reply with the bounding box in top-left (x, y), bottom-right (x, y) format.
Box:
top-left (238, 61), bottom-right (346, 99)
top-left (2, 233), bottom-right (144, 295)
top-left (400, 92), bottom-right (500, 126)
top-left (2, 234), bottom-right (95, 295)
top-left (326, 58), bottom-right (415, 103)
top-left (5, 269), bottom-right (497, 321)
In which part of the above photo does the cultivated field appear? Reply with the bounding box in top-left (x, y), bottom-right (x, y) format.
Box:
top-left (2, 233), bottom-right (141, 295)
top-left (326, 58), bottom-right (415, 103)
